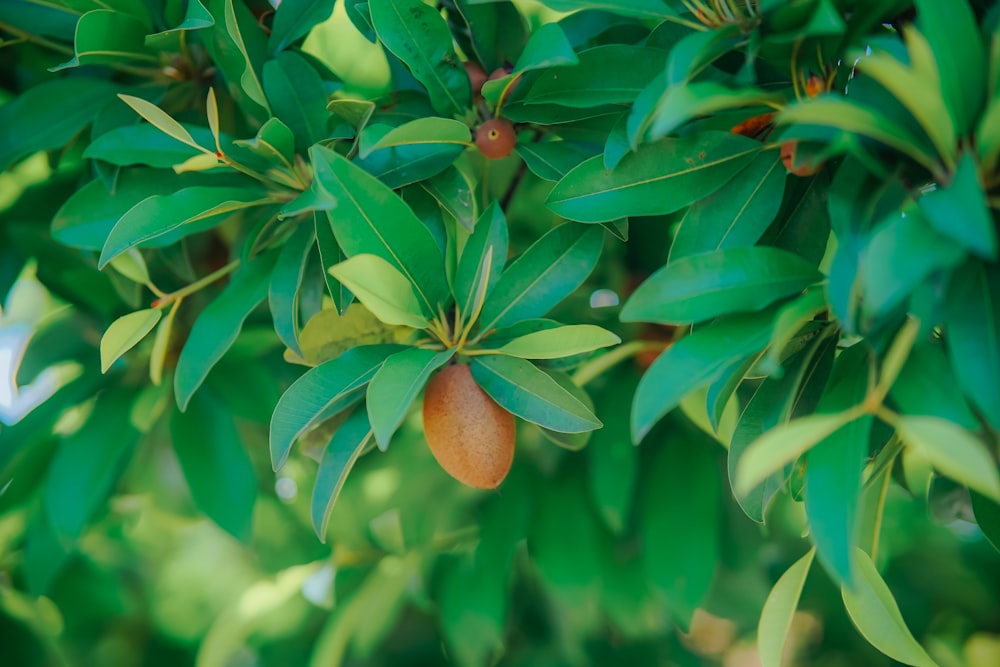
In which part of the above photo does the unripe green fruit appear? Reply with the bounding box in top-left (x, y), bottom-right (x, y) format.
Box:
top-left (475, 118), bottom-right (516, 160)
top-left (422, 364), bottom-right (516, 489)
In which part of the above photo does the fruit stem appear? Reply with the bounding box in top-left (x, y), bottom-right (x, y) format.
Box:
top-left (151, 259), bottom-right (240, 308)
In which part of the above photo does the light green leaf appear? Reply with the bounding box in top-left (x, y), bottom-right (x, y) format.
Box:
top-left (877, 316), bottom-right (921, 396)
top-left (108, 248), bottom-right (150, 284)
top-left (479, 224), bottom-right (603, 333)
top-left (311, 407), bottom-right (372, 540)
top-left (359, 118), bottom-right (471, 158)
top-left (895, 416), bottom-right (1000, 502)
top-left (150, 300), bottom-right (179, 386)
top-left (328, 254), bottom-right (430, 329)
top-left (100, 308), bottom-right (162, 373)
top-left (759, 550), bottom-right (815, 667)
top-left (269, 344), bottom-right (402, 470)
top-left (117, 94), bottom-right (207, 153)
top-left (174, 253), bottom-right (278, 410)
top-left (367, 348), bottom-right (454, 449)
top-left (490, 325), bottom-right (620, 359)
top-left (547, 132), bottom-right (760, 223)
top-left (735, 412), bottom-right (857, 496)
top-left (622, 247), bottom-right (821, 325)
top-left (842, 549), bottom-right (940, 667)
top-left (471, 355), bottom-right (601, 433)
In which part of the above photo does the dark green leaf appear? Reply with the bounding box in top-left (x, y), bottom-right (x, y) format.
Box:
top-left (171, 391), bottom-right (258, 540)
top-left (632, 309), bottom-right (776, 443)
top-left (269, 0), bottom-right (336, 53)
top-left (523, 45), bottom-right (667, 108)
top-left (269, 222), bottom-right (316, 356)
top-left (369, 0), bottom-right (471, 116)
top-left (311, 407), bottom-right (373, 540)
top-left (587, 371), bottom-right (638, 533)
top-left (471, 355), bottom-right (601, 433)
top-left (890, 341), bottom-right (978, 428)
top-left (263, 50), bottom-right (332, 150)
top-left (83, 123), bottom-right (214, 168)
top-left (420, 166), bottom-right (478, 232)
top-left (623, 247), bottom-right (820, 325)
top-left (479, 224), bottom-right (603, 333)
top-left (454, 202), bottom-right (508, 321)
top-left (511, 21), bottom-right (575, 74)
top-left (918, 152), bottom-right (995, 259)
top-left (314, 212), bottom-right (352, 312)
top-left (367, 348), bottom-right (454, 449)
top-left (535, 0), bottom-right (675, 20)
top-left (515, 141), bottom-right (597, 181)
top-left (174, 252), bottom-right (279, 410)
top-left (547, 132), bottom-right (760, 223)
top-left (971, 492), bottom-right (1000, 553)
top-left (269, 344), bottom-right (402, 469)
top-left (53, 10), bottom-right (153, 71)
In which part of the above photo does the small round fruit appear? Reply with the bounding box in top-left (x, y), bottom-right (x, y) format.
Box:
top-left (464, 62), bottom-right (487, 97)
top-left (475, 118), bottom-right (516, 160)
top-left (422, 364), bottom-right (516, 489)
top-left (781, 141), bottom-right (823, 177)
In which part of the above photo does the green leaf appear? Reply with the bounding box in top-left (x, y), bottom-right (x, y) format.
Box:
top-left (449, 0), bottom-right (528, 75)
top-left (328, 254), bottom-right (430, 329)
top-left (918, 152), bottom-right (995, 259)
top-left (971, 491), bottom-right (1000, 553)
top-left (146, 0), bottom-right (212, 39)
top-left (537, 371), bottom-right (595, 451)
top-left (171, 391), bottom-right (258, 540)
top-left (945, 261), bottom-right (1000, 431)
top-left (367, 348), bottom-right (454, 449)
top-left (420, 166), bottom-right (478, 233)
top-left (632, 309), bottom-right (776, 443)
top-left (220, 0), bottom-right (270, 112)
top-left (233, 117), bottom-right (296, 165)
top-left (109, 248), bottom-right (150, 285)
top-left (99, 186), bottom-right (271, 267)
top-left (756, 288), bottom-right (828, 377)
top-left (914, 0), bottom-right (985, 138)
top-left (354, 139), bottom-right (465, 189)
top-left (523, 45), bottom-right (667, 108)
top-left (586, 371), bottom-right (638, 533)
top-left (479, 224), bottom-right (603, 333)
top-left (84, 123), bottom-right (215, 168)
top-left (53, 10), bottom-right (153, 71)
top-left (489, 324), bottom-right (619, 359)
top-left (269, 223), bottom-right (316, 357)
top-left (269, 0), bottom-right (336, 53)
top-left (622, 247), bottom-right (821, 325)
top-left (641, 432), bottom-right (720, 629)
top-left (734, 412), bottom-right (857, 496)
top-left (116, 94), bottom-right (207, 153)
top-left (150, 301), bottom-right (179, 386)
top-left (359, 118), bottom-right (471, 158)
top-left (890, 341), bottom-right (978, 429)
top-left (471, 355), bottom-right (601, 433)
top-left (547, 132), bottom-right (760, 223)
top-left (455, 203), bottom-right (508, 319)
top-left (515, 141), bottom-right (597, 182)
top-left (311, 407), bottom-right (373, 540)
top-left (43, 389), bottom-right (139, 541)
top-left (369, 0), bottom-right (471, 116)
top-left (511, 22), bottom-right (577, 74)
top-left (841, 549), bottom-right (940, 667)
top-left (534, 0), bottom-right (675, 19)
top-left (269, 344), bottom-right (402, 469)
top-left (313, 213), bottom-right (352, 314)
top-left (669, 152), bottom-right (786, 262)
top-left (758, 550), bottom-right (815, 667)
top-left (895, 417), bottom-right (1000, 503)
top-left (0, 77), bottom-right (119, 171)
top-left (263, 51), bottom-right (332, 150)
top-left (629, 80), bottom-right (777, 146)
top-left (174, 253), bottom-right (278, 410)
top-left (100, 308), bottom-right (162, 373)
top-left (300, 145), bottom-right (449, 314)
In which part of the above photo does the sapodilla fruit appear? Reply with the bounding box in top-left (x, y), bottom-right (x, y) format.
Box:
top-left (475, 118), bottom-right (516, 160)
top-left (780, 140), bottom-right (823, 177)
top-left (464, 61), bottom-right (487, 97)
top-left (422, 364), bottom-right (516, 489)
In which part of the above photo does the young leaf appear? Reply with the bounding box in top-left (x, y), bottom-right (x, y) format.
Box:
top-left (174, 252), bottom-right (278, 410)
top-left (841, 549), bottom-right (940, 667)
top-left (100, 308), bottom-right (162, 372)
top-left (895, 417), bottom-right (1000, 502)
top-left (269, 344), bottom-right (402, 469)
top-left (269, 223), bottom-right (316, 356)
top-left (489, 324), bottom-right (619, 359)
top-left (306, 145), bottom-right (449, 314)
top-left (632, 309), bottom-right (776, 443)
top-left (622, 247), bottom-right (821, 325)
top-left (328, 254), bottom-right (431, 329)
top-left (546, 132), bottom-right (760, 223)
top-left (149, 300), bottom-right (179, 386)
top-left (171, 391), bottom-right (258, 541)
top-left (471, 355), bottom-right (601, 433)
top-left (108, 248), bottom-right (150, 285)
top-left (368, 0), bottom-right (471, 116)
top-left (311, 407), bottom-right (373, 540)
top-left (367, 348), bottom-right (454, 450)
top-left (758, 550), bottom-right (816, 667)
top-left (117, 94), bottom-right (211, 154)
top-left (478, 224), bottom-right (603, 333)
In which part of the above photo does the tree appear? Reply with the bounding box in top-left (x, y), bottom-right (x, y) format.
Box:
top-left (1, 0), bottom-right (999, 665)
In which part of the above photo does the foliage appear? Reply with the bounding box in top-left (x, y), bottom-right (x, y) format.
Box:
top-left (2, 0), bottom-right (1000, 665)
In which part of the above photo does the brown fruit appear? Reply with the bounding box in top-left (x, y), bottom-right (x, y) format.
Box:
top-left (464, 61), bottom-right (488, 97)
top-left (780, 141), bottom-right (823, 177)
top-left (422, 364), bottom-right (516, 489)
top-left (475, 118), bottom-right (516, 160)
